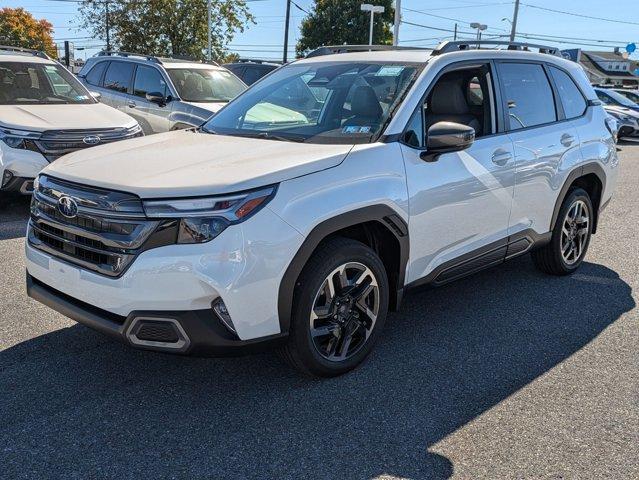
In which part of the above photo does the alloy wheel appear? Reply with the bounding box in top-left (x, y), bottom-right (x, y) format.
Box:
top-left (560, 199), bottom-right (590, 265)
top-left (309, 262), bottom-right (380, 362)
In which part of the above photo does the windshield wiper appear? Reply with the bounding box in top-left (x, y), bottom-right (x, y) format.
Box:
top-left (235, 132), bottom-right (305, 143)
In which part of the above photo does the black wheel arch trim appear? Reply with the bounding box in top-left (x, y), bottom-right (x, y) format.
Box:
top-left (550, 162), bottom-right (606, 234)
top-left (277, 205), bottom-right (409, 335)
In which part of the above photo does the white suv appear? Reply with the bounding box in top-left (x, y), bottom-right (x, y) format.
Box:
top-left (25, 42), bottom-right (619, 376)
top-left (0, 46), bottom-right (142, 195)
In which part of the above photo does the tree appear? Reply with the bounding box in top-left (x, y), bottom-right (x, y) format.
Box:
top-left (78, 0), bottom-right (254, 61)
top-left (297, 0), bottom-right (394, 56)
top-left (0, 8), bottom-right (57, 58)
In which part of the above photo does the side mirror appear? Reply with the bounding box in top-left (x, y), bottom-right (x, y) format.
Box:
top-left (420, 121), bottom-right (475, 162)
top-left (90, 91), bottom-right (101, 101)
top-left (146, 91), bottom-right (167, 106)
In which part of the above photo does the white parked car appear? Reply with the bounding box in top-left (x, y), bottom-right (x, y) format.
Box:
top-left (603, 104), bottom-right (639, 138)
top-left (0, 46), bottom-right (142, 195)
top-left (26, 41), bottom-right (618, 376)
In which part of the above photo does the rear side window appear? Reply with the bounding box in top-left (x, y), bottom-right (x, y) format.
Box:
top-left (85, 61), bottom-right (107, 87)
top-left (103, 61), bottom-right (134, 93)
top-left (549, 67), bottom-right (587, 119)
top-left (499, 63), bottom-right (556, 130)
top-left (133, 65), bottom-right (167, 98)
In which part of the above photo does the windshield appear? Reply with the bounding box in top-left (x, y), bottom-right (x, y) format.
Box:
top-left (203, 61), bottom-right (422, 144)
top-left (618, 90), bottom-right (639, 103)
top-left (0, 61), bottom-right (94, 105)
top-left (167, 68), bottom-right (246, 103)
top-left (597, 88), bottom-right (637, 107)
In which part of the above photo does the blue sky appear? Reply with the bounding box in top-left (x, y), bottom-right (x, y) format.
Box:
top-left (6, 0), bottom-right (639, 61)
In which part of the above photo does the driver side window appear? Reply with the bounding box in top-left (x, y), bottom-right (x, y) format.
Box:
top-left (402, 64), bottom-right (495, 149)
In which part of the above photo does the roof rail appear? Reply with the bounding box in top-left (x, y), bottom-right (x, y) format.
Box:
top-left (96, 50), bottom-right (219, 66)
top-left (0, 45), bottom-right (50, 59)
top-left (96, 50), bottom-right (162, 63)
top-left (233, 58), bottom-right (282, 65)
top-left (432, 40), bottom-right (560, 56)
top-left (306, 44), bottom-right (431, 58)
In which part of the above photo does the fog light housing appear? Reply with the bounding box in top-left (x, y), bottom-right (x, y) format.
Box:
top-left (212, 298), bottom-right (237, 335)
top-left (1, 170), bottom-right (13, 188)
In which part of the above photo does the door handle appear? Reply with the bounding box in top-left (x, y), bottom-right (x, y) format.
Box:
top-left (491, 149), bottom-right (512, 166)
top-left (127, 101), bottom-right (136, 108)
top-left (561, 133), bottom-right (575, 147)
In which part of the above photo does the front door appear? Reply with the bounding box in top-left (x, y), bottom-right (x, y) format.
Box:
top-left (130, 65), bottom-right (171, 134)
top-left (400, 62), bottom-right (516, 284)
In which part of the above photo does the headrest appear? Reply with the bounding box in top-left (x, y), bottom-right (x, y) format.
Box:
top-left (14, 73), bottom-right (32, 90)
top-left (430, 79), bottom-right (470, 115)
top-left (350, 85), bottom-right (383, 119)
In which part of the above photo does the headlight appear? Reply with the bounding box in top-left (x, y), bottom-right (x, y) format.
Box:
top-left (143, 186), bottom-right (276, 243)
top-left (0, 128), bottom-right (41, 152)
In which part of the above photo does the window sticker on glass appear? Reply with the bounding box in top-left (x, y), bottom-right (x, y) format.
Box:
top-left (342, 126), bottom-right (372, 134)
top-left (376, 66), bottom-right (405, 77)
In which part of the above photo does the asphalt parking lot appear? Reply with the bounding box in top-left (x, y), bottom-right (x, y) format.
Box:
top-left (1, 145), bottom-right (638, 480)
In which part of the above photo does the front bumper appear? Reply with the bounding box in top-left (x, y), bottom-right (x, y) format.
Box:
top-left (27, 273), bottom-right (287, 356)
top-left (25, 205), bottom-right (304, 345)
top-left (0, 143), bottom-right (48, 193)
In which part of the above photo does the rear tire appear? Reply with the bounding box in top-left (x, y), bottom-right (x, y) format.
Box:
top-left (281, 238), bottom-right (389, 377)
top-left (531, 187), bottom-right (593, 276)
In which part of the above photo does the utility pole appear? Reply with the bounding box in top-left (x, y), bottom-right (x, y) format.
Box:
top-left (283, 0), bottom-right (291, 63)
top-left (105, 0), bottom-right (111, 51)
top-left (509, 0), bottom-right (520, 42)
top-left (453, 23), bottom-right (457, 41)
top-left (207, 0), bottom-right (212, 61)
top-left (393, 0), bottom-right (401, 46)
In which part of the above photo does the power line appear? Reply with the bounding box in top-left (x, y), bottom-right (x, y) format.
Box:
top-left (403, 6), bottom-right (509, 32)
top-left (401, 20), bottom-right (476, 36)
top-left (521, 3), bottom-right (639, 26)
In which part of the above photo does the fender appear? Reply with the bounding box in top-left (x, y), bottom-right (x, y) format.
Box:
top-left (277, 205), bottom-right (409, 334)
top-left (550, 162), bottom-right (606, 233)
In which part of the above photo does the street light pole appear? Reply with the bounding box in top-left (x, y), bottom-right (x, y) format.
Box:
top-left (361, 4), bottom-right (386, 46)
top-left (470, 22), bottom-right (487, 45)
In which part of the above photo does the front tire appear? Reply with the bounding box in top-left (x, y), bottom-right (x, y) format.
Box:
top-left (281, 238), bottom-right (389, 377)
top-left (532, 187), bottom-right (593, 276)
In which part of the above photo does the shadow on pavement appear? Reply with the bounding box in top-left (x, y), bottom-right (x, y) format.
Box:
top-left (1, 257), bottom-right (634, 479)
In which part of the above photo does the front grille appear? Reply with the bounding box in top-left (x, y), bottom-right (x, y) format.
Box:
top-left (34, 127), bottom-right (142, 162)
top-left (28, 175), bottom-right (177, 277)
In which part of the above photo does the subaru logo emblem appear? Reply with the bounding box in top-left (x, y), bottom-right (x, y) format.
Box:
top-left (58, 196), bottom-right (78, 218)
top-left (82, 135), bottom-right (101, 145)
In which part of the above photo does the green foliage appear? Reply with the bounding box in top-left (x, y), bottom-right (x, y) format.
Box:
top-left (79, 0), bottom-right (254, 61)
top-left (296, 0), bottom-right (394, 56)
top-left (0, 8), bottom-right (57, 58)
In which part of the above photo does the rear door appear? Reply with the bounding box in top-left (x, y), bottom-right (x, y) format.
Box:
top-left (102, 60), bottom-right (135, 114)
top-left (497, 61), bottom-right (583, 236)
top-left (131, 64), bottom-right (171, 134)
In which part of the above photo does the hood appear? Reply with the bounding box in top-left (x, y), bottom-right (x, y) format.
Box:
top-left (0, 103), bottom-right (138, 132)
top-left (604, 105), bottom-right (639, 119)
top-left (183, 101), bottom-right (226, 113)
top-left (43, 130), bottom-right (354, 198)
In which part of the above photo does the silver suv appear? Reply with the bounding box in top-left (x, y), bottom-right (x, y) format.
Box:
top-left (78, 52), bottom-right (246, 134)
